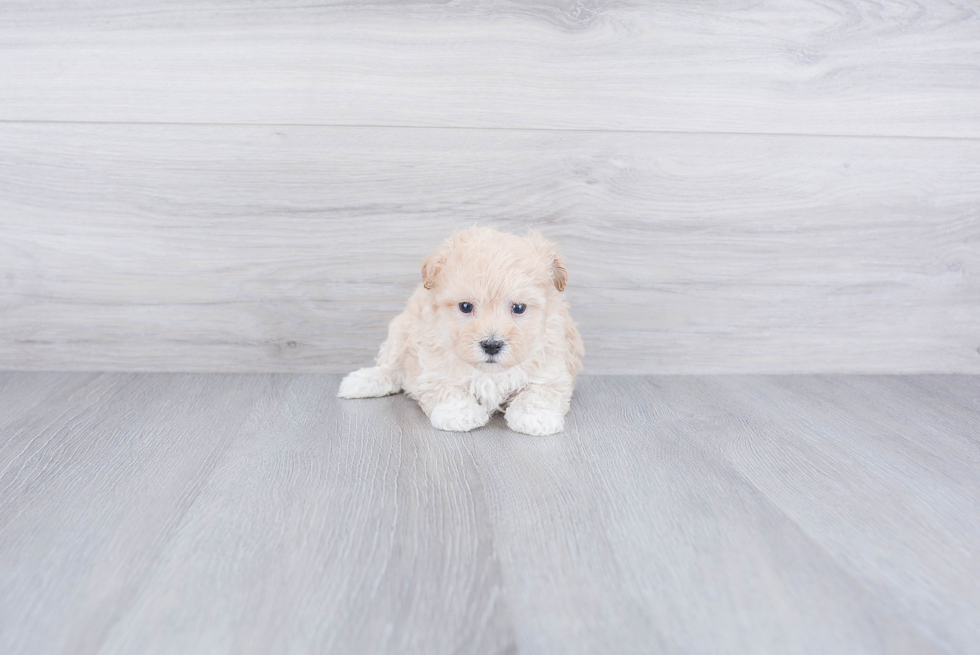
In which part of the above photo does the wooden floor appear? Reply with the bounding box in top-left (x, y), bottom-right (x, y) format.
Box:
top-left (1, 373), bottom-right (978, 654)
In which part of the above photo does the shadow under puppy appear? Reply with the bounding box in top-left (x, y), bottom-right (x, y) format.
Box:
top-left (339, 227), bottom-right (584, 435)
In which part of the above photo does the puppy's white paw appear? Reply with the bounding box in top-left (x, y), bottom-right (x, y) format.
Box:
top-left (338, 367), bottom-right (399, 399)
top-left (430, 397), bottom-right (490, 432)
top-left (505, 404), bottom-right (564, 436)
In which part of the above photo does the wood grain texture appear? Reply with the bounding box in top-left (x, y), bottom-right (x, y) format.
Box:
top-left (0, 373), bottom-right (279, 655)
top-left (1, 0), bottom-right (979, 136)
top-left (2, 123), bottom-right (978, 374)
top-left (1, 373), bottom-right (979, 654)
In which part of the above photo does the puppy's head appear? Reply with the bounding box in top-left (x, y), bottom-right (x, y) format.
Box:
top-left (421, 227), bottom-right (568, 371)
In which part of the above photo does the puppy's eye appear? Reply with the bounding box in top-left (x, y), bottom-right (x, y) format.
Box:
top-left (512, 303), bottom-right (527, 315)
top-left (459, 302), bottom-right (474, 314)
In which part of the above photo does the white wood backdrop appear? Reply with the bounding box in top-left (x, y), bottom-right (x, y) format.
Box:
top-left (3, 0), bottom-right (979, 136)
top-left (1, 0), bottom-right (978, 373)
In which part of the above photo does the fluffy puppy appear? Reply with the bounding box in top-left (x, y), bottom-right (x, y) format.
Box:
top-left (338, 227), bottom-right (584, 436)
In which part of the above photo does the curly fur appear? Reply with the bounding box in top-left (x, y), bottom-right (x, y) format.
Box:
top-left (338, 227), bottom-right (584, 436)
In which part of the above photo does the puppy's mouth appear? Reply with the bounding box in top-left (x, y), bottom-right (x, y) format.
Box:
top-left (477, 355), bottom-right (515, 371)
top-left (477, 354), bottom-right (507, 368)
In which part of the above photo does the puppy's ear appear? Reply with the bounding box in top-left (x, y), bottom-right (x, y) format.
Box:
top-left (421, 252), bottom-right (442, 290)
top-left (551, 251), bottom-right (569, 292)
top-left (529, 231), bottom-right (569, 292)
top-left (421, 237), bottom-right (453, 290)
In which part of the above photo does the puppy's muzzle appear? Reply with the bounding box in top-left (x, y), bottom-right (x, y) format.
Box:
top-left (480, 339), bottom-right (504, 356)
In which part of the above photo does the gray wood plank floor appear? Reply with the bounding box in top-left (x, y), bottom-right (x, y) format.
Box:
top-left (1, 374), bottom-right (978, 654)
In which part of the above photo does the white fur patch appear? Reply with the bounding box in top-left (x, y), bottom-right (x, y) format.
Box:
top-left (429, 396), bottom-right (490, 432)
top-left (337, 367), bottom-right (400, 399)
top-left (505, 403), bottom-right (564, 436)
top-left (468, 367), bottom-right (528, 414)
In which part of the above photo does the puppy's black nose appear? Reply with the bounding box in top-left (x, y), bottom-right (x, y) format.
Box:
top-left (480, 339), bottom-right (504, 356)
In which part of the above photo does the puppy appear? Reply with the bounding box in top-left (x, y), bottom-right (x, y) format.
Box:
top-left (338, 227), bottom-right (584, 436)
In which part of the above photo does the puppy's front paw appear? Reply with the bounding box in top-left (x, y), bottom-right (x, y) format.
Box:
top-left (505, 404), bottom-right (564, 436)
top-left (338, 367), bottom-right (399, 399)
top-left (429, 397), bottom-right (490, 432)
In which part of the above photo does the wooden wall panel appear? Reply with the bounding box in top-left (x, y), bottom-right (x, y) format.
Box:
top-left (1, 0), bottom-right (978, 136)
top-left (2, 123), bottom-right (977, 373)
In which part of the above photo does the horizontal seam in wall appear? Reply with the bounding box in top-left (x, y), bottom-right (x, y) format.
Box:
top-left (0, 118), bottom-right (977, 142)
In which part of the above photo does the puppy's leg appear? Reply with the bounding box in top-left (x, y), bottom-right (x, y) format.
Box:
top-left (505, 384), bottom-right (569, 436)
top-left (338, 307), bottom-right (414, 399)
top-left (337, 366), bottom-right (401, 398)
top-left (421, 388), bottom-right (490, 433)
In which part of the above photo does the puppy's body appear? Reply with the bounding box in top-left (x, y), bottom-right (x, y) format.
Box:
top-left (339, 228), bottom-right (583, 435)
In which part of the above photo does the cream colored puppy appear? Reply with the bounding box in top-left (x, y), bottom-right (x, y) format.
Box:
top-left (338, 227), bottom-right (584, 436)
